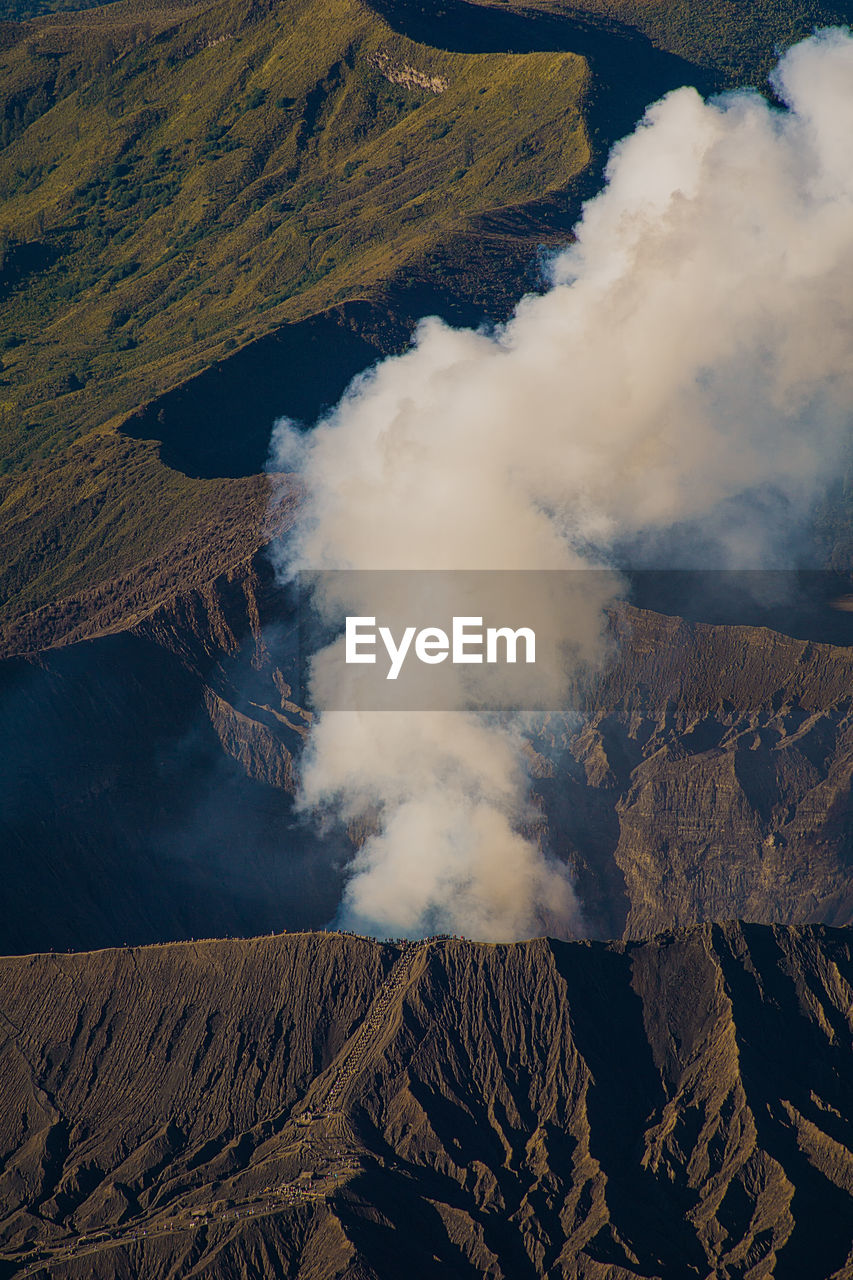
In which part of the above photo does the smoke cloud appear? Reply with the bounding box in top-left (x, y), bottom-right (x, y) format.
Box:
top-left (269, 30), bottom-right (853, 941)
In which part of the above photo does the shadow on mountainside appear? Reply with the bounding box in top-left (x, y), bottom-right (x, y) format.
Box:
top-left (122, 304), bottom-right (399, 480)
top-left (0, 620), bottom-right (341, 955)
top-left (121, 264), bottom-right (536, 480)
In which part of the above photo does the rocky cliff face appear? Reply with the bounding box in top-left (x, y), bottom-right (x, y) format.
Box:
top-left (539, 606), bottom-right (853, 941)
top-left (0, 924), bottom-right (850, 1278)
top-left (1, 561), bottom-right (852, 954)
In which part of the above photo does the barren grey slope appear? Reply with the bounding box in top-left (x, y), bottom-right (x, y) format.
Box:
top-left (0, 924), bottom-right (850, 1278)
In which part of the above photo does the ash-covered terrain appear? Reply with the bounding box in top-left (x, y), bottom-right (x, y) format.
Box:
top-left (1, 926), bottom-right (851, 1280)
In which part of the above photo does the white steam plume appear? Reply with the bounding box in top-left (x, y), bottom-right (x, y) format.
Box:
top-left (270, 30), bottom-right (853, 941)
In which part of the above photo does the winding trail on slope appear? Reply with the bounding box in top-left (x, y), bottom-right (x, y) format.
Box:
top-left (315, 938), bottom-right (425, 1115)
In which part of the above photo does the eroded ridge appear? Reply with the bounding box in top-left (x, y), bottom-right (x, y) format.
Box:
top-left (2, 926), bottom-right (850, 1280)
top-left (4, 934), bottom-right (445, 1278)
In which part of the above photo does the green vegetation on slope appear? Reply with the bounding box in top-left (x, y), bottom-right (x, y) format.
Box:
top-left (0, 0), bottom-right (590, 620)
top-left (0, 0), bottom-right (589, 456)
top-left (0, 0), bottom-right (113, 19)
top-left (2, 0), bottom-right (849, 626)
top-left (0, 0), bottom-right (590, 448)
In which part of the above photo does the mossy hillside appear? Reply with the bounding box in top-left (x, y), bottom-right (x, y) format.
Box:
top-left (9, 0), bottom-right (848, 77)
top-left (1, 0), bottom-right (128, 18)
top-left (0, 0), bottom-right (589, 469)
top-left (0, 0), bottom-right (590, 621)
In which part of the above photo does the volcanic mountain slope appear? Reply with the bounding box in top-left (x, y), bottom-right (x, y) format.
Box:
top-left (0, 923), bottom-right (850, 1279)
top-left (3, 0), bottom-right (853, 629)
top-left (2, 0), bottom-right (853, 954)
top-left (3, 542), bottom-right (852, 956)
